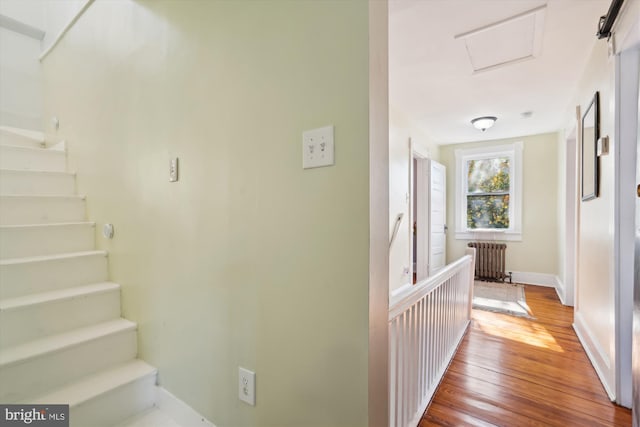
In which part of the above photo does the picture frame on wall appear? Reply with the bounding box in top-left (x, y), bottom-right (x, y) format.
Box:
top-left (581, 91), bottom-right (599, 201)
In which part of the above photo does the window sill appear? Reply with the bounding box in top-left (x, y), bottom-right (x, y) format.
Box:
top-left (455, 230), bottom-right (522, 242)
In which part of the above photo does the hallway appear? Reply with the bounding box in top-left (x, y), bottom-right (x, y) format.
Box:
top-left (421, 286), bottom-right (632, 426)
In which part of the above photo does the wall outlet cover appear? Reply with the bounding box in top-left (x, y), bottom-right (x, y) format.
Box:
top-left (169, 157), bottom-right (179, 182)
top-left (238, 367), bottom-right (255, 406)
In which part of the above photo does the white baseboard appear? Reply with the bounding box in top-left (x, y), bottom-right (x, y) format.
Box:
top-left (555, 277), bottom-right (566, 305)
top-left (510, 271), bottom-right (558, 287)
top-left (573, 311), bottom-right (615, 401)
top-left (155, 386), bottom-right (216, 427)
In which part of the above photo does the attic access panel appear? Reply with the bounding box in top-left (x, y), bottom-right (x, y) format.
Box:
top-left (455, 5), bottom-right (547, 73)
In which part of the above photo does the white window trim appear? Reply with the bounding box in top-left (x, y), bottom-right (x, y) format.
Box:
top-left (454, 141), bottom-right (523, 241)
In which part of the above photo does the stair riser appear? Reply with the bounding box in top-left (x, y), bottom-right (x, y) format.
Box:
top-left (0, 253), bottom-right (108, 299)
top-left (0, 224), bottom-right (95, 259)
top-left (0, 171), bottom-right (76, 195)
top-left (0, 290), bottom-right (121, 349)
top-left (70, 372), bottom-right (156, 427)
top-left (0, 146), bottom-right (66, 172)
top-left (0, 197), bottom-right (85, 225)
top-left (0, 131), bottom-right (44, 149)
top-left (0, 329), bottom-right (137, 403)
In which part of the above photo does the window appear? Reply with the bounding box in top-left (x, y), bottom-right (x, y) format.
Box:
top-left (455, 142), bottom-right (522, 240)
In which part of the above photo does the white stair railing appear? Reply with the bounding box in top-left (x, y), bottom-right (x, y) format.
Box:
top-left (388, 249), bottom-right (475, 427)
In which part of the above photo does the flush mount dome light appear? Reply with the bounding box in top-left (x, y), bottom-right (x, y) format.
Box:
top-left (471, 116), bottom-right (497, 131)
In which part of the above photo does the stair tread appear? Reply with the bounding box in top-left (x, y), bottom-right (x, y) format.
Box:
top-left (30, 359), bottom-right (156, 407)
top-left (0, 168), bottom-right (75, 176)
top-left (116, 407), bottom-right (182, 427)
top-left (0, 144), bottom-right (64, 153)
top-left (0, 126), bottom-right (45, 142)
top-left (0, 282), bottom-right (119, 311)
top-left (0, 318), bottom-right (136, 367)
top-left (0, 250), bottom-right (107, 266)
top-left (0, 194), bottom-right (84, 199)
top-left (0, 221), bottom-right (95, 230)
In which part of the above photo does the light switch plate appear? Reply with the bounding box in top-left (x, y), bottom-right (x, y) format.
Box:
top-left (169, 157), bottom-right (179, 182)
top-left (239, 367), bottom-right (255, 406)
top-left (302, 125), bottom-right (334, 169)
top-left (597, 136), bottom-right (609, 156)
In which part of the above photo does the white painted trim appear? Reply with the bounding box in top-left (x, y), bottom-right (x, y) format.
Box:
top-left (573, 312), bottom-right (615, 401)
top-left (0, 14), bottom-right (45, 40)
top-left (39, 0), bottom-right (94, 62)
top-left (555, 277), bottom-right (566, 305)
top-left (389, 282), bottom-right (412, 299)
top-left (573, 105), bottom-right (582, 315)
top-left (368, 1), bottom-right (390, 425)
top-left (613, 47), bottom-right (639, 409)
top-left (48, 140), bottom-right (66, 151)
top-left (389, 255), bottom-right (472, 317)
top-left (155, 387), bottom-right (215, 427)
top-left (411, 138), bottom-right (431, 159)
top-left (0, 126), bottom-right (45, 142)
top-left (510, 271), bottom-right (558, 287)
top-left (454, 142), bottom-right (523, 239)
top-left (563, 126), bottom-right (578, 307)
top-left (454, 230), bottom-right (522, 241)
top-left (613, 0), bottom-right (640, 54)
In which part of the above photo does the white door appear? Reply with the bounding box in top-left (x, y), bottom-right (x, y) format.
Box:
top-left (414, 158), bottom-right (429, 282)
top-left (429, 160), bottom-right (446, 275)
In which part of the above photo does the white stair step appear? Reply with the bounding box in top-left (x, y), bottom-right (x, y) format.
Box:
top-left (0, 282), bottom-right (121, 349)
top-left (0, 144), bottom-right (66, 172)
top-left (0, 169), bottom-right (76, 195)
top-left (0, 126), bottom-right (45, 149)
top-left (0, 222), bottom-right (95, 259)
top-left (0, 194), bottom-right (85, 225)
top-left (32, 360), bottom-right (157, 427)
top-left (116, 407), bottom-right (182, 427)
top-left (0, 319), bottom-right (137, 403)
top-left (0, 250), bottom-right (108, 299)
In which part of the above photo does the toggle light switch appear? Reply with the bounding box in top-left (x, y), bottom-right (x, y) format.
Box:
top-left (302, 125), bottom-right (334, 169)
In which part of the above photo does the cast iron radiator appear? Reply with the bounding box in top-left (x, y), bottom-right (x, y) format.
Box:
top-left (467, 242), bottom-right (511, 283)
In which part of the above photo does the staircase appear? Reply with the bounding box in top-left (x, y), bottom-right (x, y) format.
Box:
top-left (0, 126), bottom-right (182, 427)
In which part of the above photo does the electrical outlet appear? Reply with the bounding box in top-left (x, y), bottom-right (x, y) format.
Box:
top-left (238, 367), bottom-right (255, 406)
top-left (302, 125), bottom-right (334, 169)
top-left (169, 157), bottom-right (179, 182)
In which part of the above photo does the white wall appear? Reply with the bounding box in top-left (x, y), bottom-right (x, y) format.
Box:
top-left (42, 0), bottom-right (87, 52)
top-left (0, 0), bottom-right (89, 130)
top-left (42, 1), bottom-right (372, 426)
top-left (0, 27), bottom-right (43, 129)
top-left (568, 38), bottom-right (617, 398)
top-left (0, 0), bottom-right (45, 30)
top-left (389, 106), bottom-right (439, 294)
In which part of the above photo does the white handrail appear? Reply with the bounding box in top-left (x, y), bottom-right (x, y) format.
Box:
top-left (389, 254), bottom-right (472, 320)
top-left (388, 251), bottom-right (475, 427)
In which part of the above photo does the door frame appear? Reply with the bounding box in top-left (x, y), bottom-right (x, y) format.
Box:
top-left (614, 46), bottom-right (640, 408)
top-left (563, 126), bottom-right (578, 307)
top-left (410, 139), bottom-right (431, 283)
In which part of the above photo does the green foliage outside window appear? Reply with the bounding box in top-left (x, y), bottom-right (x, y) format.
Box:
top-left (466, 157), bottom-right (510, 229)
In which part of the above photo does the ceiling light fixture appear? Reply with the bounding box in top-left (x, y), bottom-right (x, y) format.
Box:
top-left (471, 116), bottom-right (497, 131)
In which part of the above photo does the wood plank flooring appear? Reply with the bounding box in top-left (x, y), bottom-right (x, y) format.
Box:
top-left (420, 285), bottom-right (632, 426)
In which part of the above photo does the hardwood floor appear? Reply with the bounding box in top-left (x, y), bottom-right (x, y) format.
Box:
top-left (420, 285), bottom-right (632, 427)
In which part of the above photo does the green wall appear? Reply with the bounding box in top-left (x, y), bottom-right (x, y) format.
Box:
top-left (42, 1), bottom-right (371, 425)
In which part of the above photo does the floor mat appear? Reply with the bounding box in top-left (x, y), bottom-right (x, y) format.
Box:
top-left (472, 280), bottom-right (533, 318)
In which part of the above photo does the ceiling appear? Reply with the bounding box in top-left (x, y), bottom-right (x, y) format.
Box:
top-left (389, 0), bottom-right (610, 144)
